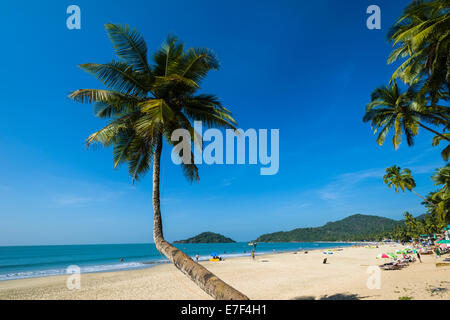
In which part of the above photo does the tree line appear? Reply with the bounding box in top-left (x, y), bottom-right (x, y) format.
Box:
top-left (363, 0), bottom-right (449, 242)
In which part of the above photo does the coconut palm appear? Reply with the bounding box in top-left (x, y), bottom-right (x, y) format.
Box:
top-left (363, 81), bottom-right (450, 150)
top-left (69, 23), bottom-right (248, 300)
top-left (429, 164), bottom-right (450, 222)
top-left (387, 0), bottom-right (450, 102)
top-left (403, 212), bottom-right (422, 239)
top-left (383, 165), bottom-right (428, 202)
top-left (432, 133), bottom-right (450, 160)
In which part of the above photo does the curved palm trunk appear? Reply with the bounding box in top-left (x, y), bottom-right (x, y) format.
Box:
top-left (417, 122), bottom-right (450, 142)
top-left (411, 189), bottom-right (433, 206)
top-left (152, 134), bottom-right (249, 300)
top-left (411, 190), bottom-right (426, 201)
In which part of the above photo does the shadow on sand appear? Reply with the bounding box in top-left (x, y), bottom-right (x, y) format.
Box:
top-left (292, 293), bottom-right (370, 300)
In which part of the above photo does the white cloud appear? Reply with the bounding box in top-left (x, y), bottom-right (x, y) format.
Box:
top-left (53, 195), bottom-right (94, 206)
top-left (51, 191), bottom-right (121, 207)
top-left (317, 168), bottom-right (385, 201)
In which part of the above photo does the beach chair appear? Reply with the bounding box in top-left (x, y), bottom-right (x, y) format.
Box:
top-left (379, 264), bottom-right (402, 271)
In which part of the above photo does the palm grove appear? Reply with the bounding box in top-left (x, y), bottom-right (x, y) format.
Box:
top-left (363, 0), bottom-right (450, 241)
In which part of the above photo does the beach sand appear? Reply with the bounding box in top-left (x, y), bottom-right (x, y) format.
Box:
top-left (1, 244), bottom-right (449, 300)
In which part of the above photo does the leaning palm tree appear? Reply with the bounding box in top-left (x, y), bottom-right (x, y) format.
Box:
top-left (363, 81), bottom-right (450, 150)
top-left (383, 165), bottom-right (428, 202)
top-left (69, 23), bottom-right (248, 300)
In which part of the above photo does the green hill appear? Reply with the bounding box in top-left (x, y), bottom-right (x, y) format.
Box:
top-left (256, 214), bottom-right (402, 242)
top-left (174, 232), bottom-right (236, 244)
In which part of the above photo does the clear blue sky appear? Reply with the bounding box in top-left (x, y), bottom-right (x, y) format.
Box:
top-left (0, 0), bottom-right (446, 245)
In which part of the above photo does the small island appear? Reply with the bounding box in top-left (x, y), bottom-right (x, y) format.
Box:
top-left (174, 232), bottom-right (236, 244)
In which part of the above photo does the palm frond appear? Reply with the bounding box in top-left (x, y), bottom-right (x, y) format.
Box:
top-left (105, 23), bottom-right (153, 77)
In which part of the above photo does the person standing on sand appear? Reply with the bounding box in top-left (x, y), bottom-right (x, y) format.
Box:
top-left (251, 250), bottom-right (255, 260)
top-left (435, 247), bottom-right (440, 258)
top-left (416, 251), bottom-right (422, 263)
top-left (195, 254), bottom-right (199, 263)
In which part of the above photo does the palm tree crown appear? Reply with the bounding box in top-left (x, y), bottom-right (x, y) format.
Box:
top-left (387, 0), bottom-right (450, 102)
top-left (428, 164), bottom-right (450, 222)
top-left (70, 24), bottom-right (237, 182)
top-left (363, 81), bottom-right (450, 150)
top-left (383, 165), bottom-right (416, 192)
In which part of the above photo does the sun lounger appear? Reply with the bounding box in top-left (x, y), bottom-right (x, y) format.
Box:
top-left (379, 264), bottom-right (402, 270)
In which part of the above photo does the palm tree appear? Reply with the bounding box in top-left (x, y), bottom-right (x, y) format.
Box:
top-left (387, 0), bottom-right (450, 103)
top-left (403, 212), bottom-right (422, 239)
top-left (363, 81), bottom-right (450, 150)
top-left (392, 225), bottom-right (410, 242)
top-left (428, 164), bottom-right (450, 222)
top-left (383, 165), bottom-right (428, 201)
top-left (69, 24), bottom-right (248, 300)
top-left (432, 133), bottom-right (450, 160)
top-left (422, 212), bottom-right (446, 234)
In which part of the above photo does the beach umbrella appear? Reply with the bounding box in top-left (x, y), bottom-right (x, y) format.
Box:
top-left (211, 252), bottom-right (218, 257)
top-left (377, 253), bottom-right (390, 259)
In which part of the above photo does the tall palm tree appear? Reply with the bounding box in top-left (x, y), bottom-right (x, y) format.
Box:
top-left (69, 23), bottom-right (248, 300)
top-left (383, 165), bottom-right (428, 201)
top-left (387, 0), bottom-right (450, 102)
top-left (363, 81), bottom-right (450, 150)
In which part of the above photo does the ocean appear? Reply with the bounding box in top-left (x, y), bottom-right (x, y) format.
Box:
top-left (0, 242), bottom-right (355, 281)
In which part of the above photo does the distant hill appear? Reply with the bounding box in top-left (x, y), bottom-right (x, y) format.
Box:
top-left (256, 214), bottom-right (403, 242)
top-left (415, 214), bottom-right (427, 221)
top-left (174, 232), bottom-right (236, 244)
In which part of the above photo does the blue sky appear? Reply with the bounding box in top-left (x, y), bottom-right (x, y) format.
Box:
top-left (0, 0), bottom-right (447, 245)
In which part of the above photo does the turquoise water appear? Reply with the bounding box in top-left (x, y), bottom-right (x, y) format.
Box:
top-left (0, 242), bottom-right (355, 281)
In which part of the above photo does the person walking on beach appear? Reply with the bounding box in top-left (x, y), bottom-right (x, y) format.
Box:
top-left (251, 250), bottom-right (255, 260)
top-left (195, 254), bottom-right (199, 263)
top-left (435, 247), bottom-right (441, 259)
top-left (416, 251), bottom-right (422, 263)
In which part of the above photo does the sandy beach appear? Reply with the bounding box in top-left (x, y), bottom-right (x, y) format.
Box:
top-left (1, 244), bottom-right (449, 300)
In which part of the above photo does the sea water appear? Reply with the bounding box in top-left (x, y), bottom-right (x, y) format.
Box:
top-left (0, 242), bottom-right (355, 281)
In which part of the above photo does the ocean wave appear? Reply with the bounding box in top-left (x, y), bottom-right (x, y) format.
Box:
top-left (0, 261), bottom-right (155, 281)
